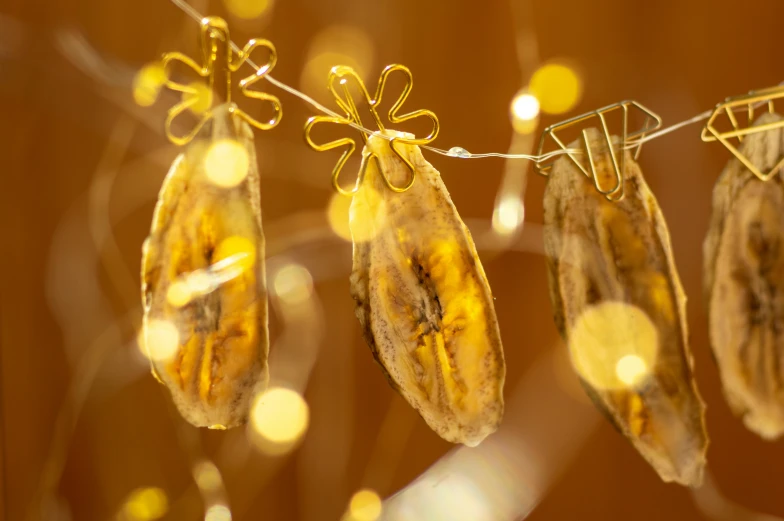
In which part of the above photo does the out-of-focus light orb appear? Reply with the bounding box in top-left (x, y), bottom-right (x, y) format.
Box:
top-left (167, 280), bottom-right (192, 308)
top-left (204, 504), bottom-right (232, 521)
top-left (615, 354), bottom-right (648, 387)
top-left (223, 0), bottom-right (272, 19)
top-left (204, 139), bottom-right (250, 188)
top-left (273, 264), bottom-right (314, 305)
top-left (123, 487), bottom-right (169, 521)
top-left (193, 461), bottom-right (223, 493)
top-left (133, 63), bottom-right (167, 107)
top-left (327, 192), bottom-right (353, 242)
top-left (492, 195), bottom-right (525, 235)
top-left (349, 489), bottom-right (382, 521)
top-left (143, 320), bottom-right (180, 362)
top-left (187, 271), bottom-right (215, 296)
top-left (529, 62), bottom-right (582, 115)
top-left (301, 26), bottom-right (374, 99)
top-left (215, 236), bottom-right (256, 274)
top-left (183, 82), bottom-right (213, 115)
top-left (250, 387), bottom-right (309, 445)
top-left (511, 91), bottom-right (540, 121)
top-left (568, 302), bottom-right (657, 390)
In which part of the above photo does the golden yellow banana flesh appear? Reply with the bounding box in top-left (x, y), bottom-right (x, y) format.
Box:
top-left (543, 129), bottom-right (708, 486)
top-left (141, 103), bottom-right (269, 429)
top-left (349, 130), bottom-right (506, 446)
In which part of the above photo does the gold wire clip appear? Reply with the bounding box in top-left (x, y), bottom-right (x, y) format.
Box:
top-left (304, 64), bottom-right (440, 196)
top-left (534, 101), bottom-right (662, 201)
top-left (158, 16), bottom-right (282, 146)
top-left (701, 86), bottom-right (784, 181)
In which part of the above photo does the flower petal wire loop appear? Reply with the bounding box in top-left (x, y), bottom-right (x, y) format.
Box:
top-left (159, 16), bottom-right (282, 146)
top-left (304, 63), bottom-right (440, 196)
top-left (231, 38), bottom-right (283, 131)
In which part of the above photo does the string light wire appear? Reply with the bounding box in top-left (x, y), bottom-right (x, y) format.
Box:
top-left (168, 0), bottom-right (777, 165)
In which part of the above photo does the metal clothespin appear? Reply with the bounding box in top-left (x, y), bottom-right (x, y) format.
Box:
top-left (701, 86), bottom-right (784, 181)
top-left (534, 101), bottom-right (661, 201)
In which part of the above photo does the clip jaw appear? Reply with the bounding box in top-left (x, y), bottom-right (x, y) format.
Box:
top-left (701, 86), bottom-right (784, 181)
top-left (159, 16), bottom-right (282, 146)
top-left (534, 101), bottom-right (661, 201)
top-left (304, 64), bottom-right (439, 196)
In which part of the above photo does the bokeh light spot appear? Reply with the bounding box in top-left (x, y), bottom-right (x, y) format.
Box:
top-left (492, 195), bottom-right (525, 235)
top-left (616, 354), bottom-right (649, 387)
top-left (183, 82), bottom-right (213, 115)
top-left (529, 62), bottom-right (582, 115)
top-left (123, 487), bottom-right (168, 521)
top-left (193, 461), bottom-right (223, 493)
top-left (214, 236), bottom-right (256, 274)
top-left (205, 139), bottom-right (250, 188)
top-left (143, 320), bottom-right (180, 362)
top-left (569, 302), bottom-right (657, 390)
top-left (273, 264), bottom-right (314, 305)
top-left (133, 63), bottom-right (167, 107)
top-left (223, 0), bottom-right (272, 19)
top-left (166, 280), bottom-right (192, 308)
top-left (349, 489), bottom-right (382, 521)
top-left (511, 91), bottom-right (540, 121)
top-left (250, 387), bottom-right (309, 445)
top-left (204, 504), bottom-right (232, 521)
top-left (301, 26), bottom-right (374, 100)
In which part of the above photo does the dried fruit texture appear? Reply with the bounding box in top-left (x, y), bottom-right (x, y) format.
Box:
top-left (543, 129), bottom-right (708, 486)
top-left (349, 130), bottom-right (505, 446)
top-left (141, 103), bottom-right (268, 429)
top-left (704, 112), bottom-right (784, 440)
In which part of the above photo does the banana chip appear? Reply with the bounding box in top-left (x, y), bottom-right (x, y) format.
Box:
top-left (704, 113), bottom-right (784, 440)
top-left (543, 129), bottom-right (708, 486)
top-left (141, 103), bottom-right (269, 429)
top-left (349, 130), bottom-right (506, 446)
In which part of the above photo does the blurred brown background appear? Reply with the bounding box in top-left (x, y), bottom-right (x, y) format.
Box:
top-left (2, 0), bottom-right (784, 519)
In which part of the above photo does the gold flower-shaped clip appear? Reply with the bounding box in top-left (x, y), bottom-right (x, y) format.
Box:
top-left (304, 64), bottom-right (439, 196)
top-left (159, 16), bottom-right (282, 145)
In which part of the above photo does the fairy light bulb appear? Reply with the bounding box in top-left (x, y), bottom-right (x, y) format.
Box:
top-left (492, 194), bottom-right (525, 235)
top-left (530, 62), bottom-right (582, 115)
top-left (249, 387), bottom-right (310, 449)
top-left (141, 320), bottom-right (180, 362)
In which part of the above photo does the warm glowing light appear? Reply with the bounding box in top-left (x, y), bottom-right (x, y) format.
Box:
top-left (204, 504), bottom-right (232, 521)
top-left (167, 280), bottom-right (192, 308)
top-left (123, 487), bottom-right (169, 521)
top-left (187, 271), bottom-right (215, 296)
top-left (133, 63), bottom-right (167, 107)
top-left (511, 91), bottom-right (540, 121)
top-left (301, 26), bottom-right (374, 99)
top-left (193, 461), bottom-right (223, 493)
top-left (350, 187), bottom-right (388, 243)
top-left (615, 354), bottom-right (649, 387)
top-left (250, 387), bottom-right (309, 445)
top-left (182, 81), bottom-right (213, 115)
top-left (349, 489), bottom-right (382, 521)
top-left (273, 264), bottom-right (314, 305)
top-left (568, 302), bottom-right (657, 390)
top-left (214, 236), bottom-right (256, 274)
top-left (223, 0), bottom-right (272, 19)
top-left (492, 195), bottom-right (525, 235)
top-left (328, 189), bottom-right (388, 243)
top-left (529, 62), bottom-right (582, 115)
top-left (143, 320), bottom-right (180, 362)
top-left (204, 139), bottom-right (250, 188)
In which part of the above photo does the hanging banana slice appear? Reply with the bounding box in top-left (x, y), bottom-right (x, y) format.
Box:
top-left (543, 129), bottom-right (709, 486)
top-left (349, 130), bottom-right (506, 446)
top-left (141, 103), bottom-right (269, 429)
top-left (704, 112), bottom-right (784, 440)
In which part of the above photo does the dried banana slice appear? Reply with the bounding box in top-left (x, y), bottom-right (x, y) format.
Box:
top-left (141, 103), bottom-right (269, 429)
top-left (704, 112), bottom-right (784, 440)
top-left (543, 129), bottom-right (708, 486)
top-left (349, 130), bottom-right (505, 446)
